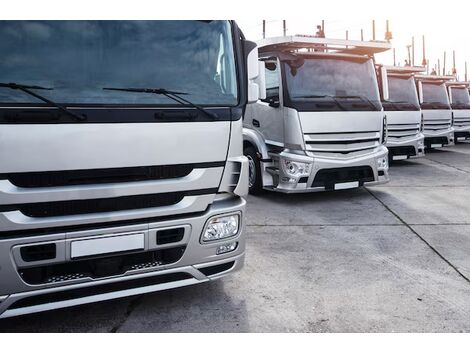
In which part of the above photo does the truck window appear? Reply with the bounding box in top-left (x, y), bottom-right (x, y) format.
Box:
top-left (422, 83), bottom-right (449, 105)
top-left (283, 57), bottom-right (381, 111)
top-left (264, 62), bottom-right (280, 100)
top-left (0, 21), bottom-right (238, 106)
top-left (451, 87), bottom-right (470, 105)
top-left (386, 76), bottom-right (420, 109)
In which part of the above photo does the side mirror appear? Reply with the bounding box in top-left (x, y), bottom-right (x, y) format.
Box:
top-left (256, 61), bottom-right (267, 100)
top-left (380, 66), bottom-right (389, 101)
top-left (417, 81), bottom-right (424, 104)
top-left (245, 40), bottom-right (259, 103)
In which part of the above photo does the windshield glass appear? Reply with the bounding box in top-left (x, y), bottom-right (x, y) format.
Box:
top-left (451, 87), bottom-right (470, 105)
top-left (422, 83), bottom-right (449, 105)
top-left (284, 57), bottom-right (380, 107)
top-left (0, 21), bottom-right (238, 106)
top-left (388, 76), bottom-right (419, 106)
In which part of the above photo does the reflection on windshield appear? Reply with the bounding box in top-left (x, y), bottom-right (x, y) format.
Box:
top-left (284, 57), bottom-right (380, 106)
top-left (0, 21), bottom-right (238, 106)
top-left (451, 87), bottom-right (470, 105)
top-left (422, 83), bottom-right (449, 105)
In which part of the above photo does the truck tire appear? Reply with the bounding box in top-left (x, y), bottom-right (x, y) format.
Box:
top-left (244, 145), bottom-right (263, 195)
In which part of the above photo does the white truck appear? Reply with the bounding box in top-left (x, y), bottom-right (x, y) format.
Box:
top-left (415, 75), bottom-right (455, 148)
top-left (446, 82), bottom-right (470, 141)
top-left (378, 66), bottom-right (425, 161)
top-left (0, 20), bottom-right (259, 318)
top-left (243, 35), bottom-right (390, 193)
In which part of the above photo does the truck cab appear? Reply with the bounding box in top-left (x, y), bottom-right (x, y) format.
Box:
top-left (446, 82), bottom-right (470, 141)
top-left (379, 66), bottom-right (425, 161)
top-left (243, 35), bottom-right (390, 193)
top-left (0, 20), bottom-right (258, 318)
top-left (415, 75), bottom-right (455, 148)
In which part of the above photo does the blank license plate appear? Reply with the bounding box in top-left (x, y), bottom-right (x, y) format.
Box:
top-left (393, 155), bottom-right (408, 160)
top-left (71, 233), bottom-right (145, 259)
top-left (431, 144), bottom-right (442, 148)
top-left (334, 181), bottom-right (359, 190)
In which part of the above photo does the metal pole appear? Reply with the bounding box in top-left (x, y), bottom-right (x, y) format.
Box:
top-left (322, 20), bottom-right (325, 35)
top-left (411, 36), bottom-right (415, 66)
top-left (406, 45), bottom-right (411, 66)
top-left (262, 20), bottom-right (266, 39)
top-left (361, 29), bottom-right (364, 41)
top-left (283, 20), bottom-right (286, 36)
top-left (372, 20), bottom-right (376, 41)
top-left (452, 50), bottom-right (457, 75)
top-left (443, 51), bottom-right (446, 75)
top-left (346, 30), bottom-right (348, 40)
top-left (438, 59), bottom-right (441, 75)
top-left (393, 48), bottom-right (396, 66)
top-left (422, 35), bottom-right (427, 66)
top-left (466, 61), bottom-right (468, 82)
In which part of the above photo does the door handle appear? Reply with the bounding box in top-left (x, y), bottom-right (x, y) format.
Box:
top-left (252, 119), bottom-right (260, 128)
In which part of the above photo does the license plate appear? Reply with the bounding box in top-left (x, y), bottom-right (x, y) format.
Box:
top-left (71, 233), bottom-right (145, 259)
top-left (334, 181), bottom-right (359, 190)
top-left (393, 155), bottom-right (408, 160)
top-left (431, 144), bottom-right (442, 148)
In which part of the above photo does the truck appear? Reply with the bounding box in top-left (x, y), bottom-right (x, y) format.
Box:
top-left (378, 66), bottom-right (426, 161)
top-left (0, 20), bottom-right (259, 318)
top-left (243, 35), bottom-right (391, 194)
top-left (446, 82), bottom-right (470, 141)
top-left (414, 74), bottom-right (455, 148)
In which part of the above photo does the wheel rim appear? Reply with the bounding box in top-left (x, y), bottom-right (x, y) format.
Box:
top-left (247, 155), bottom-right (256, 189)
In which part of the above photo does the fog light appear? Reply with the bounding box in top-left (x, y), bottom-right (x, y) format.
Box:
top-left (202, 214), bottom-right (240, 242)
top-left (216, 242), bottom-right (238, 255)
top-left (377, 157), bottom-right (388, 169)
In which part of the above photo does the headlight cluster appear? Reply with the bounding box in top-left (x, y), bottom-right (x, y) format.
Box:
top-left (202, 214), bottom-right (240, 242)
top-left (281, 159), bottom-right (312, 178)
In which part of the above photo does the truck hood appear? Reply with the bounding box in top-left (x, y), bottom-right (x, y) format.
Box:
top-left (297, 111), bottom-right (384, 134)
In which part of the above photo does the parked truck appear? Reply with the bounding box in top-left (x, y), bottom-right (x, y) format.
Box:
top-left (0, 20), bottom-right (259, 318)
top-left (446, 82), bottom-right (470, 141)
top-left (243, 35), bottom-right (391, 193)
top-left (414, 74), bottom-right (455, 148)
top-left (378, 66), bottom-right (425, 161)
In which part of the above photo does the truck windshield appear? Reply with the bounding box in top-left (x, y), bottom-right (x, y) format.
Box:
top-left (384, 76), bottom-right (420, 110)
top-left (283, 57), bottom-right (381, 111)
top-left (0, 21), bottom-right (238, 106)
top-left (421, 83), bottom-right (449, 105)
top-left (451, 87), bottom-right (470, 105)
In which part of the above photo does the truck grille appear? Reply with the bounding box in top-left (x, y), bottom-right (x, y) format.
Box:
top-left (454, 116), bottom-right (470, 128)
top-left (304, 131), bottom-right (381, 156)
top-left (0, 189), bottom-right (216, 218)
top-left (0, 162), bottom-right (224, 188)
top-left (387, 123), bottom-right (420, 139)
top-left (423, 119), bottom-right (452, 132)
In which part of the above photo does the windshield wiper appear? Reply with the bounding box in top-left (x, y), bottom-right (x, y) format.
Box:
top-left (294, 95), bottom-right (347, 111)
top-left (0, 82), bottom-right (86, 121)
top-left (335, 95), bottom-right (378, 110)
top-left (102, 87), bottom-right (218, 120)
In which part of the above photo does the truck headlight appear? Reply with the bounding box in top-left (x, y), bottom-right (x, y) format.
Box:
top-left (377, 156), bottom-right (388, 169)
top-left (281, 159), bottom-right (311, 178)
top-left (202, 214), bottom-right (240, 242)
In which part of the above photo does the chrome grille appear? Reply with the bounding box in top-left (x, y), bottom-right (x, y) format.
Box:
top-left (387, 123), bottom-right (420, 139)
top-left (304, 131), bottom-right (381, 155)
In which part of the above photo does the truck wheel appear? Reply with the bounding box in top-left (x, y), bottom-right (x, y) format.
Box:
top-left (244, 145), bottom-right (263, 195)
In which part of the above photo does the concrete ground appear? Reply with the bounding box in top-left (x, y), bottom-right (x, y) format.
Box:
top-left (2, 141), bottom-right (470, 332)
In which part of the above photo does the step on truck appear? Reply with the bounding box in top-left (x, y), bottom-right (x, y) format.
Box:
top-left (243, 35), bottom-right (391, 193)
top-left (0, 20), bottom-right (259, 318)
top-left (378, 66), bottom-right (426, 161)
top-left (415, 74), bottom-right (455, 148)
top-left (446, 82), bottom-right (470, 141)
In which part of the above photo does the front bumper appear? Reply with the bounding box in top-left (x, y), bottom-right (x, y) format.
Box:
top-left (454, 125), bottom-right (470, 139)
top-left (267, 146), bottom-right (389, 193)
top-left (424, 128), bottom-right (455, 147)
top-left (386, 133), bottom-right (425, 160)
top-left (0, 196), bottom-right (246, 319)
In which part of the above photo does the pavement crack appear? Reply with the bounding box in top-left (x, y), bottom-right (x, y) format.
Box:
top-left (109, 295), bottom-right (143, 333)
top-left (426, 157), bottom-right (470, 174)
top-left (365, 187), bottom-right (470, 285)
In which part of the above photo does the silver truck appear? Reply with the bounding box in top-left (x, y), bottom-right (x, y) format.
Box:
top-left (0, 20), bottom-right (258, 318)
top-left (379, 66), bottom-right (425, 161)
top-left (415, 75), bottom-right (455, 148)
top-left (446, 82), bottom-right (470, 141)
top-left (243, 35), bottom-right (390, 193)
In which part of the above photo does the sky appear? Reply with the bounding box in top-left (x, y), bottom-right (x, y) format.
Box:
top-left (236, 19), bottom-right (470, 81)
